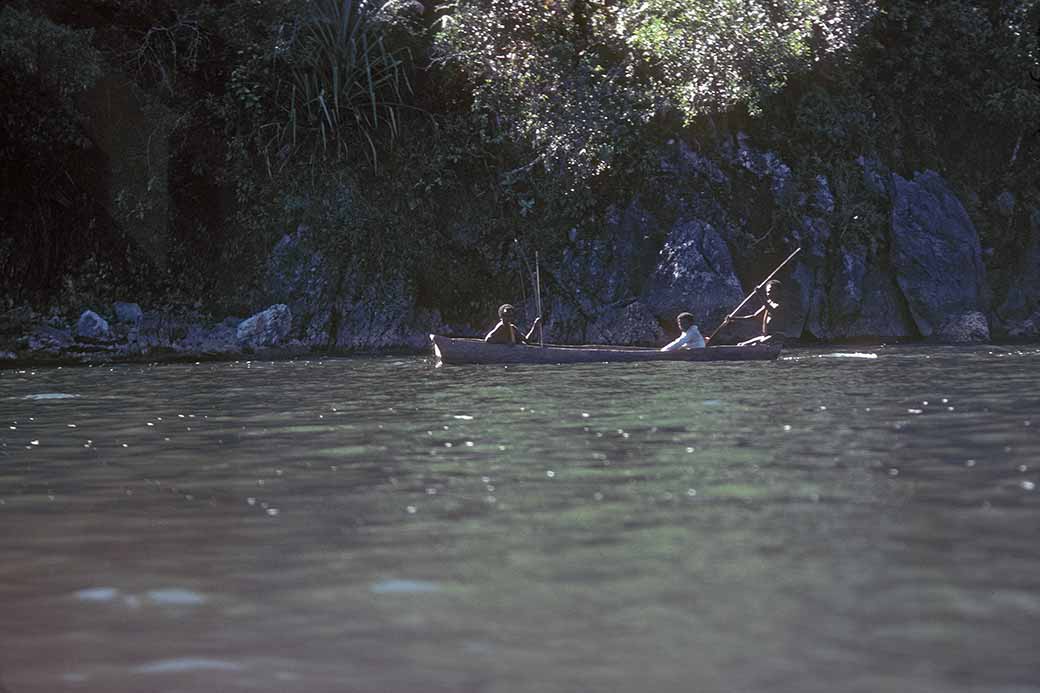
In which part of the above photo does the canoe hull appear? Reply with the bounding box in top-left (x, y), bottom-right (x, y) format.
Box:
top-left (431, 335), bottom-right (781, 365)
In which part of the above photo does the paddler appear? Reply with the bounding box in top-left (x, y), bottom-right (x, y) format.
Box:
top-left (484, 304), bottom-right (542, 344)
top-left (721, 279), bottom-right (785, 346)
top-left (661, 312), bottom-right (706, 351)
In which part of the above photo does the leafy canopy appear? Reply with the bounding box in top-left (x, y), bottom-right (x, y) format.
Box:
top-left (435, 0), bottom-right (875, 179)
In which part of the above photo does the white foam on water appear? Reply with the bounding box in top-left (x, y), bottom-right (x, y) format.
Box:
top-left (76, 587), bottom-right (119, 602)
top-left (135, 658), bottom-right (244, 673)
top-left (24, 393), bottom-right (80, 400)
top-left (820, 352), bottom-right (878, 359)
top-left (370, 579), bottom-right (442, 594)
top-left (146, 588), bottom-right (206, 605)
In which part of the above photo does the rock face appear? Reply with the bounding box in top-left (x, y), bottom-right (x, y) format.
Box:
top-left (113, 302), bottom-right (143, 325)
top-left (75, 310), bottom-right (113, 342)
top-left (237, 305), bottom-right (292, 347)
top-left (826, 248), bottom-right (916, 340)
top-left (889, 171), bottom-right (990, 342)
top-left (585, 301), bottom-right (664, 346)
top-left (642, 218), bottom-right (745, 331)
top-left (787, 216), bottom-right (832, 340)
top-left (265, 227), bottom-right (446, 351)
top-left (996, 208), bottom-right (1040, 339)
top-left (8, 137), bottom-right (1036, 365)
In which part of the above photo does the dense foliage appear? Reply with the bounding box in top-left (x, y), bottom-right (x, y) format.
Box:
top-left (1, 0), bottom-right (1037, 316)
top-left (434, 0), bottom-right (875, 179)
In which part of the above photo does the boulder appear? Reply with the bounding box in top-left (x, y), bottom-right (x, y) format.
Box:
top-left (266, 226), bottom-right (330, 342)
top-left (266, 227), bottom-right (446, 351)
top-left (826, 247), bottom-right (917, 340)
top-left (936, 311), bottom-right (990, 344)
top-left (585, 301), bottom-right (665, 347)
top-left (787, 217), bottom-right (832, 339)
top-left (889, 171), bottom-right (989, 341)
top-left (24, 325), bottom-right (73, 356)
top-left (994, 208), bottom-right (1040, 339)
top-left (661, 140), bottom-right (728, 187)
top-left (994, 191), bottom-right (1015, 218)
top-left (237, 305), bottom-right (292, 347)
top-left (856, 156), bottom-right (889, 196)
top-left (1003, 310), bottom-right (1040, 340)
top-left (75, 310), bottom-right (113, 342)
top-left (733, 132), bottom-right (792, 200)
top-left (113, 302), bottom-right (143, 324)
top-left (642, 218), bottom-right (746, 331)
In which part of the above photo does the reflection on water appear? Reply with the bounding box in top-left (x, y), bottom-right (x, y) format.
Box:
top-left (1, 346), bottom-right (1039, 692)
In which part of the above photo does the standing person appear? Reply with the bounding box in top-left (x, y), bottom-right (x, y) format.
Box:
top-left (722, 279), bottom-right (785, 346)
top-left (661, 312), bottom-right (706, 351)
top-left (484, 304), bottom-right (542, 344)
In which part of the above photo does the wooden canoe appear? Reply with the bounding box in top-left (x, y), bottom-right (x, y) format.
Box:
top-left (430, 335), bottom-right (781, 365)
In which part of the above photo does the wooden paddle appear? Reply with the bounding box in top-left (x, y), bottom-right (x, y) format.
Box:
top-left (706, 247), bottom-right (802, 343)
top-left (535, 251), bottom-right (544, 347)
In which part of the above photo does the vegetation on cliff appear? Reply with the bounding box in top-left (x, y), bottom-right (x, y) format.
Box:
top-left (1, 0), bottom-right (1037, 327)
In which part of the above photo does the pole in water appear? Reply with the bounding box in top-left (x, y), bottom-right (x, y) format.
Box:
top-left (706, 247), bottom-right (802, 343)
top-left (535, 251), bottom-right (544, 347)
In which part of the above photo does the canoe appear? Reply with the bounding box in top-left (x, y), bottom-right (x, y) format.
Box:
top-left (430, 335), bottom-right (781, 365)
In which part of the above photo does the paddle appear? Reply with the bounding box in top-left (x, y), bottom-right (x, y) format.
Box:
top-left (706, 247), bottom-right (802, 343)
top-left (535, 251), bottom-right (544, 347)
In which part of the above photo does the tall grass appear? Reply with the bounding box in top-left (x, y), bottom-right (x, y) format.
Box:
top-left (276, 0), bottom-right (412, 169)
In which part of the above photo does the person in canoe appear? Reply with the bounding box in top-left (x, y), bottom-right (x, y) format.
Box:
top-left (484, 304), bottom-right (542, 344)
top-left (661, 312), bottom-right (706, 351)
top-left (721, 280), bottom-right (785, 346)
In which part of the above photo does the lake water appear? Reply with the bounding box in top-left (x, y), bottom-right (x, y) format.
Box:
top-left (1, 346), bottom-right (1039, 693)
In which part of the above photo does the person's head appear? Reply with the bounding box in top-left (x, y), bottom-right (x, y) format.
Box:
top-left (765, 280), bottom-right (782, 300)
top-left (676, 312), bottom-right (696, 331)
top-left (498, 304), bottom-right (516, 321)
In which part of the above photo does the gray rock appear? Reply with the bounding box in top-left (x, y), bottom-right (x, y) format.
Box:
top-left (266, 226), bottom-right (330, 341)
top-left (889, 171), bottom-right (989, 340)
top-left (994, 191), bottom-right (1015, 218)
top-left (113, 302), bottom-right (143, 324)
top-left (787, 217), bottom-right (832, 339)
top-left (734, 132), bottom-right (792, 200)
top-left (936, 311), bottom-right (990, 343)
top-left (237, 305), bottom-right (292, 347)
top-left (995, 208), bottom-right (1040, 336)
top-left (1003, 309), bottom-right (1040, 340)
top-left (661, 140), bottom-right (728, 186)
top-left (25, 325), bottom-right (73, 355)
top-left (857, 156), bottom-right (889, 196)
top-left (642, 218), bottom-right (745, 330)
top-left (812, 175), bottom-right (835, 215)
top-left (76, 310), bottom-right (113, 342)
top-left (543, 199), bottom-right (662, 343)
top-left (585, 301), bottom-right (665, 347)
top-left (826, 247), bottom-right (917, 340)
top-left (178, 322), bottom-right (242, 356)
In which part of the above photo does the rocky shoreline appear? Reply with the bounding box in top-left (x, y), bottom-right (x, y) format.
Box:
top-left (4, 136), bottom-right (1037, 368)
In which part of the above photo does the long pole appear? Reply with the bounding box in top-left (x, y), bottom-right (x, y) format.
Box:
top-left (706, 247), bottom-right (802, 343)
top-left (535, 251), bottom-right (544, 347)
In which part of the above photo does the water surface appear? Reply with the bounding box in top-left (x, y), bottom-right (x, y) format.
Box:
top-left (2, 346), bottom-right (1039, 692)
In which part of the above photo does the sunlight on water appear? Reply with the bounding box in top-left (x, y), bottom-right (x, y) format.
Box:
top-left (135, 658), bottom-right (244, 673)
top-left (1, 346), bottom-right (1038, 693)
top-left (370, 579), bottom-right (443, 594)
top-left (22, 392), bottom-right (80, 400)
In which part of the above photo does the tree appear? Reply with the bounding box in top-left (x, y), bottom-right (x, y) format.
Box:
top-left (434, 0), bottom-right (875, 179)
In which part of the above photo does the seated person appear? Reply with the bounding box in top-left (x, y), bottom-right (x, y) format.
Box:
top-left (485, 304), bottom-right (542, 344)
top-left (661, 312), bottom-right (706, 351)
top-left (723, 279), bottom-right (785, 346)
